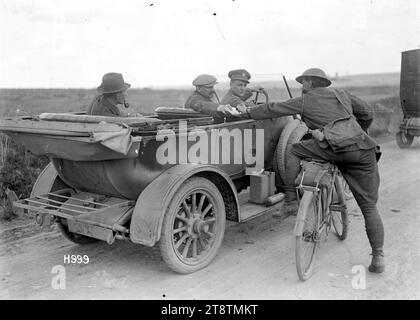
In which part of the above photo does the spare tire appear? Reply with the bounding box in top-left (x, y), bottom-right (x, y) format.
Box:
top-left (274, 120), bottom-right (309, 188)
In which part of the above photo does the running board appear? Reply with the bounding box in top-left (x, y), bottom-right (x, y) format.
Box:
top-left (238, 190), bottom-right (287, 222)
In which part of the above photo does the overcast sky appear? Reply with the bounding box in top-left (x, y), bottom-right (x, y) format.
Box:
top-left (0, 0), bottom-right (419, 88)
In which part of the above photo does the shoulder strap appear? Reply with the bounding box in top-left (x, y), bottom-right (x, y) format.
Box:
top-left (301, 93), bottom-right (305, 121)
top-left (332, 89), bottom-right (352, 116)
top-left (214, 91), bottom-right (221, 104)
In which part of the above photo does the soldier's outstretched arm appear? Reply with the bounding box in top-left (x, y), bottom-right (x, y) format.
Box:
top-left (245, 96), bottom-right (302, 120)
top-left (190, 100), bottom-right (225, 117)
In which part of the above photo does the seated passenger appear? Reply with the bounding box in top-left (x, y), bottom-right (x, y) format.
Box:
top-left (221, 69), bottom-right (259, 108)
top-left (185, 74), bottom-right (235, 119)
top-left (87, 72), bottom-right (136, 117)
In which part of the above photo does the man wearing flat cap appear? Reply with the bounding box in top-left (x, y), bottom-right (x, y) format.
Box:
top-left (221, 69), bottom-right (260, 108)
top-left (236, 67), bottom-right (385, 274)
top-left (87, 72), bottom-right (133, 117)
top-left (185, 74), bottom-right (236, 120)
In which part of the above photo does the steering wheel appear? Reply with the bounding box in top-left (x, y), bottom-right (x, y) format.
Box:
top-left (252, 88), bottom-right (269, 105)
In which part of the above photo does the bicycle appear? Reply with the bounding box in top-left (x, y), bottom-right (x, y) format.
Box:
top-left (293, 158), bottom-right (349, 281)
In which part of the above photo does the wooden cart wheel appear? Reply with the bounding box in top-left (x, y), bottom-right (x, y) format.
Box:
top-left (159, 177), bottom-right (226, 274)
top-left (396, 131), bottom-right (414, 148)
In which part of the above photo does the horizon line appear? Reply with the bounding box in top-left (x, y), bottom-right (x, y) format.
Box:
top-left (0, 71), bottom-right (400, 90)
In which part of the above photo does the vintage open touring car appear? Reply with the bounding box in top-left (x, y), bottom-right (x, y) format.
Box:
top-left (0, 91), bottom-right (317, 274)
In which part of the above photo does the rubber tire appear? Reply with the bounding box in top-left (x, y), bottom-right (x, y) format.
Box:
top-left (331, 177), bottom-right (349, 241)
top-left (336, 175), bottom-right (354, 201)
top-left (274, 120), bottom-right (309, 188)
top-left (396, 131), bottom-right (414, 149)
top-left (295, 191), bottom-right (319, 281)
top-left (273, 120), bottom-right (298, 188)
top-left (159, 177), bottom-right (226, 274)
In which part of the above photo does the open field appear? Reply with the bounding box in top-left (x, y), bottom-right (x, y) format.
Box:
top-left (0, 72), bottom-right (401, 113)
top-left (0, 72), bottom-right (403, 136)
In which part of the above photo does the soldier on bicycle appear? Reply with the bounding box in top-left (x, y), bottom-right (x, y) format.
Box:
top-left (236, 68), bottom-right (385, 273)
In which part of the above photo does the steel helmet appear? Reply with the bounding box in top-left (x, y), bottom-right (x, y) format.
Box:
top-left (295, 68), bottom-right (331, 87)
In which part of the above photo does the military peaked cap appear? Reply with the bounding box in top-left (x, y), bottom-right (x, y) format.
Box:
top-left (228, 69), bottom-right (251, 83)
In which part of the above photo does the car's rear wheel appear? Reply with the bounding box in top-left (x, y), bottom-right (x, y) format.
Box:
top-left (159, 177), bottom-right (226, 274)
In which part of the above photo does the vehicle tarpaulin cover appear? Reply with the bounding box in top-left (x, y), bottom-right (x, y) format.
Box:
top-left (92, 126), bottom-right (134, 155)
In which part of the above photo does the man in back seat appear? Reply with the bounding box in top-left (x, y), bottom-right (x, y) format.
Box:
top-left (87, 72), bottom-right (138, 117)
top-left (185, 74), bottom-right (235, 120)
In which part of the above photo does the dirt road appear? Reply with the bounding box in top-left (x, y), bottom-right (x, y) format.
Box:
top-left (1, 139), bottom-right (419, 300)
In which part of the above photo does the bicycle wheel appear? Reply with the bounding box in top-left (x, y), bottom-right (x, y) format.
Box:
top-left (331, 176), bottom-right (349, 241)
top-left (295, 191), bottom-right (322, 281)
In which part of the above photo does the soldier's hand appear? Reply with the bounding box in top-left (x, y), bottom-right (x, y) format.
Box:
top-left (310, 129), bottom-right (325, 141)
top-left (217, 104), bottom-right (239, 115)
top-left (236, 103), bottom-right (247, 114)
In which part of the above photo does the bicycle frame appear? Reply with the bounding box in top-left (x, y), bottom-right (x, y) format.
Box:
top-left (295, 162), bottom-right (340, 241)
top-left (294, 160), bottom-right (349, 281)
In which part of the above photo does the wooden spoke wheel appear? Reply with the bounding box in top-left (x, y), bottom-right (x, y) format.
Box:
top-left (159, 177), bottom-right (226, 274)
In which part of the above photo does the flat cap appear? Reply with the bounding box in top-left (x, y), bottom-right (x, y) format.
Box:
top-left (228, 69), bottom-right (251, 83)
top-left (192, 74), bottom-right (218, 87)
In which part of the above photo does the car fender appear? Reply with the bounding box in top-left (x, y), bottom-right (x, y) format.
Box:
top-left (30, 162), bottom-right (68, 197)
top-left (129, 164), bottom-right (240, 246)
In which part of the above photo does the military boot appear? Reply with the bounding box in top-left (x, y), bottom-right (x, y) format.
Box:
top-left (368, 250), bottom-right (385, 273)
top-left (274, 199), bottom-right (299, 217)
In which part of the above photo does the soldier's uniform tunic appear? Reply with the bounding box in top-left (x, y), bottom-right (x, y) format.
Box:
top-left (184, 91), bottom-right (223, 118)
top-left (221, 69), bottom-right (255, 108)
top-left (184, 74), bottom-right (225, 121)
top-left (221, 89), bottom-right (254, 108)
